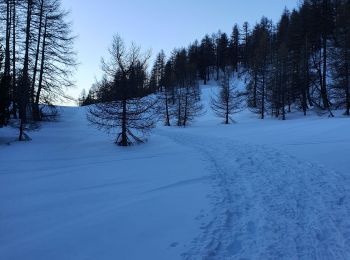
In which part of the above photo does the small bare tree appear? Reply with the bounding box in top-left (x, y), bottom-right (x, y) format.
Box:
top-left (211, 68), bottom-right (243, 124)
top-left (177, 84), bottom-right (204, 127)
top-left (171, 48), bottom-right (204, 127)
top-left (87, 35), bottom-right (156, 146)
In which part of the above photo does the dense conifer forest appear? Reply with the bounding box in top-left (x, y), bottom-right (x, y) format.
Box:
top-left (82, 0), bottom-right (350, 124)
top-left (1, 0), bottom-right (349, 144)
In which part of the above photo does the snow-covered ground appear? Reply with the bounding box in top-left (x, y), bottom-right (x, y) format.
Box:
top-left (1, 83), bottom-right (350, 259)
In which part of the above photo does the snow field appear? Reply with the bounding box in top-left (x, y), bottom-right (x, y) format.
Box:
top-left (1, 82), bottom-right (350, 259)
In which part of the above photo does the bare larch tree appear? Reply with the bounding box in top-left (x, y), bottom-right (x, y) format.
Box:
top-left (87, 35), bottom-right (156, 146)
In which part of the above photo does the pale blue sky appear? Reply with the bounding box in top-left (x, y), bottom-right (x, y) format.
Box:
top-left (61, 0), bottom-right (299, 104)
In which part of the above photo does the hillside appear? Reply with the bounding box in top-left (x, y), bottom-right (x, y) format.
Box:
top-left (1, 83), bottom-right (350, 259)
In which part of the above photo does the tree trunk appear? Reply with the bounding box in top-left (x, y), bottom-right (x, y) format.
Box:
top-left (225, 94), bottom-right (229, 124)
top-left (11, 0), bottom-right (17, 119)
top-left (0, 0), bottom-right (12, 126)
top-left (253, 70), bottom-right (257, 107)
top-left (19, 118), bottom-right (24, 141)
top-left (4, 0), bottom-right (11, 77)
top-left (19, 0), bottom-right (33, 140)
top-left (281, 67), bottom-right (286, 120)
top-left (307, 87), bottom-right (313, 107)
top-left (34, 15), bottom-right (48, 121)
top-left (31, 0), bottom-right (44, 118)
top-left (165, 91), bottom-right (171, 126)
top-left (177, 88), bottom-right (182, 126)
top-left (183, 87), bottom-right (189, 127)
top-left (120, 99), bottom-right (128, 146)
top-left (303, 34), bottom-right (310, 115)
top-left (207, 67), bottom-right (210, 82)
top-left (345, 54), bottom-right (350, 116)
top-left (302, 88), bottom-right (307, 116)
top-left (261, 68), bottom-right (265, 120)
top-left (321, 35), bottom-right (330, 109)
top-left (22, 0), bottom-right (32, 83)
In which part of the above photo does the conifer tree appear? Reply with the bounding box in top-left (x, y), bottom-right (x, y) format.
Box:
top-left (87, 35), bottom-right (156, 146)
top-left (230, 24), bottom-right (240, 72)
top-left (211, 68), bottom-right (243, 124)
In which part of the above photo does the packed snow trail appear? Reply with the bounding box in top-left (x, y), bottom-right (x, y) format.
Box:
top-left (157, 129), bottom-right (350, 259)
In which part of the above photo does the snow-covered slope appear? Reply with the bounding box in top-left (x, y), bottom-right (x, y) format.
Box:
top-left (1, 83), bottom-right (350, 259)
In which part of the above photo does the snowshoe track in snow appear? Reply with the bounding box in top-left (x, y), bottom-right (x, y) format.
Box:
top-left (159, 131), bottom-right (350, 260)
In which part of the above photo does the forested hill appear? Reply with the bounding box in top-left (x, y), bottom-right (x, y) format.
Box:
top-left (1, 1), bottom-right (349, 143)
